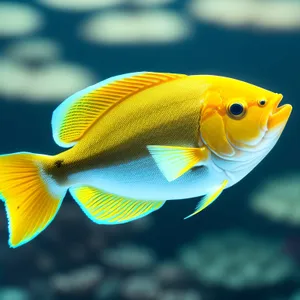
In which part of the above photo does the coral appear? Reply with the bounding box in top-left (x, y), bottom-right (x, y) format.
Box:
top-left (95, 276), bottom-right (122, 300)
top-left (291, 290), bottom-right (300, 300)
top-left (249, 173), bottom-right (300, 226)
top-left (0, 202), bottom-right (161, 300)
top-left (120, 275), bottom-right (160, 300)
top-left (0, 288), bottom-right (30, 300)
top-left (100, 244), bottom-right (156, 272)
top-left (159, 289), bottom-right (202, 300)
top-left (0, 183), bottom-right (297, 300)
top-left (154, 261), bottom-right (193, 289)
top-left (0, 194), bottom-right (297, 300)
top-left (178, 231), bottom-right (296, 290)
top-left (49, 265), bottom-right (103, 298)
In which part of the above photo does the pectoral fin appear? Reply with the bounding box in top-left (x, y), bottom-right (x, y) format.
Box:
top-left (147, 145), bottom-right (210, 182)
top-left (184, 180), bottom-right (228, 219)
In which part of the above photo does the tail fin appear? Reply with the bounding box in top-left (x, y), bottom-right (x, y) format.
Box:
top-left (0, 152), bottom-right (67, 248)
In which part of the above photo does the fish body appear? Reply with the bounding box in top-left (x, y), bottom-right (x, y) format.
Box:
top-left (55, 74), bottom-right (221, 200)
top-left (0, 72), bottom-right (292, 247)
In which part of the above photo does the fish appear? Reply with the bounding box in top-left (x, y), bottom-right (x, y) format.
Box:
top-left (0, 72), bottom-right (292, 248)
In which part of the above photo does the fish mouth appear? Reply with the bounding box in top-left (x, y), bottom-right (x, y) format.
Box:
top-left (267, 94), bottom-right (292, 130)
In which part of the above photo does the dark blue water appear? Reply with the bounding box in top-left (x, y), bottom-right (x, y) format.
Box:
top-left (0, 1), bottom-right (300, 299)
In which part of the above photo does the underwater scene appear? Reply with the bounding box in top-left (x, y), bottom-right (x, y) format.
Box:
top-left (0, 0), bottom-right (300, 299)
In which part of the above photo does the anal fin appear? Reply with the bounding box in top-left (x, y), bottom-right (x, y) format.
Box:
top-left (70, 186), bottom-right (165, 224)
top-left (184, 180), bottom-right (228, 219)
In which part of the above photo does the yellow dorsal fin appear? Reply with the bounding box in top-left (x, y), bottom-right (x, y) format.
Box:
top-left (52, 71), bottom-right (187, 148)
top-left (70, 185), bottom-right (165, 224)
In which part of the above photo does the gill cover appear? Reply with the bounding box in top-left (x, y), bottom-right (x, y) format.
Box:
top-left (200, 91), bottom-right (235, 158)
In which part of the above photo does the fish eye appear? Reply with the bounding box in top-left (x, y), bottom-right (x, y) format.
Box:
top-left (227, 102), bottom-right (246, 119)
top-left (258, 99), bottom-right (267, 107)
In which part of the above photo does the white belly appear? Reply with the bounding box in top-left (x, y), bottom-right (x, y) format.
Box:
top-left (67, 156), bottom-right (230, 201)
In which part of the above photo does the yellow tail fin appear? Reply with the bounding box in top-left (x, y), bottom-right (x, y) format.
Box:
top-left (0, 152), bottom-right (67, 248)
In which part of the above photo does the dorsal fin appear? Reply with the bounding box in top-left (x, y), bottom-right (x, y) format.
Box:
top-left (51, 71), bottom-right (187, 148)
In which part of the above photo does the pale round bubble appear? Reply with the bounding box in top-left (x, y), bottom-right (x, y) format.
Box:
top-left (0, 59), bottom-right (96, 103)
top-left (189, 0), bottom-right (254, 28)
top-left (4, 39), bottom-right (62, 62)
top-left (0, 59), bottom-right (29, 99)
top-left (79, 11), bottom-right (192, 45)
top-left (130, 0), bottom-right (175, 6)
top-left (26, 64), bottom-right (96, 102)
top-left (188, 0), bottom-right (300, 31)
top-left (37, 0), bottom-right (175, 10)
top-left (0, 3), bottom-right (43, 37)
top-left (255, 1), bottom-right (300, 30)
top-left (37, 0), bottom-right (124, 11)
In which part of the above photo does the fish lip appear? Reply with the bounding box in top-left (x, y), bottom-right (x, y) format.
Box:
top-left (272, 93), bottom-right (283, 113)
top-left (267, 94), bottom-right (292, 130)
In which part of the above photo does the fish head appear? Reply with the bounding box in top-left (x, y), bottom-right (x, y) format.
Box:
top-left (200, 77), bottom-right (292, 160)
top-left (221, 91), bottom-right (292, 152)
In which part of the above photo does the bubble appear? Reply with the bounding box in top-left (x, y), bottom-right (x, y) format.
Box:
top-left (26, 63), bottom-right (96, 102)
top-left (37, 0), bottom-right (124, 11)
top-left (4, 38), bottom-right (62, 63)
top-left (0, 2), bottom-right (43, 37)
top-left (188, 0), bottom-right (300, 31)
top-left (0, 59), bottom-right (96, 103)
top-left (189, 0), bottom-right (253, 28)
top-left (130, 0), bottom-right (175, 6)
top-left (79, 10), bottom-right (192, 45)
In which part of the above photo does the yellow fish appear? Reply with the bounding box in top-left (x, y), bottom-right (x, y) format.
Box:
top-left (0, 72), bottom-right (292, 248)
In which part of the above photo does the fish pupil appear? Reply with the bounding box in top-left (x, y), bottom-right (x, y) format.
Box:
top-left (259, 100), bottom-right (266, 106)
top-left (230, 103), bottom-right (244, 115)
top-left (54, 160), bottom-right (64, 168)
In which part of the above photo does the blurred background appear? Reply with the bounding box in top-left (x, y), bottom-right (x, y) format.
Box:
top-left (0, 0), bottom-right (300, 299)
